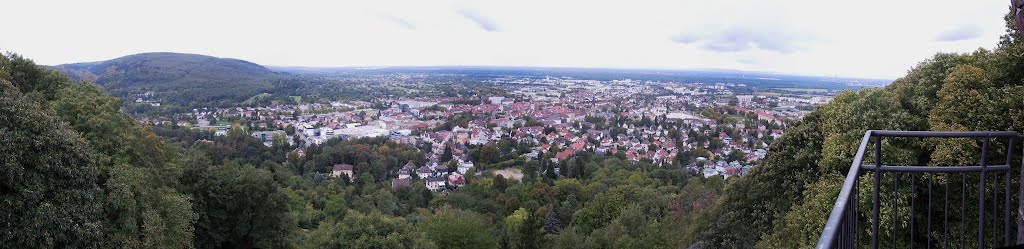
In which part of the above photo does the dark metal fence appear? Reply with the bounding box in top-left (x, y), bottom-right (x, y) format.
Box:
top-left (817, 130), bottom-right (1021, 249)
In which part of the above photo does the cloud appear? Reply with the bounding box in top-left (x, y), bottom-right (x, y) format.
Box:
top-left (669, 33), bottom-right (700, 44)
top-left (737, 57), bottom-right (760, 65)
top-left (671, 25), bottom-right (810, 54)
top-left (379, 14), bottom-right (416, 30)
top-left (934, 25), bottom-right (984, 42)
top-left (458, 9), bottom-right (500, 32)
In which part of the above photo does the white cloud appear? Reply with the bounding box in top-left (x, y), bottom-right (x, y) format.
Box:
top-left (935, 24), bottom-right (987, 42)
top-left (457, 8), bottom-right (500, 32)
top-left (0, 0), bottom-right (1011, 79)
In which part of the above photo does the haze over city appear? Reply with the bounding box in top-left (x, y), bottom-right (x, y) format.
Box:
top-left (1, 0), bottom-right (1009, 79)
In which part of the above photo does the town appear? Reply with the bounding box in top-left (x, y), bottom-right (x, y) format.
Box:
top-left (140, 74), bottom-right (836, 192)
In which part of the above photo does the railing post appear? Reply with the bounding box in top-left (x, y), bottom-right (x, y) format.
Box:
top-left (873, 135), bottom-right (881, 249)
top-left (1018, 137), bottom-right (1024, 245)
top-left (980, 136), bottom-right (989, 249)
top-left (1006, 138), bottom-right (1014, 246)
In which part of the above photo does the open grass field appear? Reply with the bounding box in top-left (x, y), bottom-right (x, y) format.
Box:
top-left (754, 92), bottom-right (782, 96)
top-left (774, 88), bottom-right (829, 93)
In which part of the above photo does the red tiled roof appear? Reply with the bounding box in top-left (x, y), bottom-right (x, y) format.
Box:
top-left (556, 149), bottom-right (574, 160)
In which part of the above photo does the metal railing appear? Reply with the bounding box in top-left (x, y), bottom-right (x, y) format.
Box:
top-left (817, 130), bottom-right (1021, 249)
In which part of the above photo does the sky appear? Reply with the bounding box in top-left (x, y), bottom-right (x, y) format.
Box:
top-left (1, 0), bottom-right (1013, 79)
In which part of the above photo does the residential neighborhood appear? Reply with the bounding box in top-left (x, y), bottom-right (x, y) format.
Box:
top-left (141, 75), bottom-right (835, 192)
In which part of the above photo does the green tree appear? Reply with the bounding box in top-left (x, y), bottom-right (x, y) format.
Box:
top-left (692, 18), bottom-right (1024, 246)
top-left (441, 145), bottom-right (453, 162)
top-left (5, 53), bottom-right (70, 101)
top-left (573, 154), bottom-right (587, 179)
top-left (522, 160), bottom-right (539, 183)
top-left (478, 145), bottom-right (501, 168)
top-left (304, 211), bottom-right (436, 249)
top-left (4, 54), bottom-right (197, 249)
top-left (572, 190), bottom-right (626, 234)
top-left (182, 160), bottom-right (297, 249)
top-left (447, 160), bottom-right (459, 174)
top-left (558, 159), bottom-right (569, 177)
top-left (50, 83), bottom-right (197, 249)
top-left (504, 208), bottom-right (542, 249)
top-left (725, 149), bottom-right (746, 162)
top-left (419, 207), bottom-right (498, 249)
top-left (272, 132), bottom-right (288, 148)
top-left (544, 158), bottom-right (558, 181)
top-left (0, 80), bottom-right (103, 248)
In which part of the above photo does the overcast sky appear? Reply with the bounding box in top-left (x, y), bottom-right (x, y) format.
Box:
top-left (1, 0), bottom-right (1012, 79)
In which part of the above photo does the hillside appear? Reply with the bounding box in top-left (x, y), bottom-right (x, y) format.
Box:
top-left (54, 52), bottom-right (281, 106)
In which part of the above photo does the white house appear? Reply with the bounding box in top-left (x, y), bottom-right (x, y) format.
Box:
top-left (457, 159), bottom-right (474, 175)
top-left (425, 176), bottom-right (446, 191)
top-left (417, 165), bottom-right (433, 179)
top-left (331, 164), bottom-right (354, 180)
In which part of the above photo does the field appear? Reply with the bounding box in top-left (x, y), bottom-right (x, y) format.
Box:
top-left (774, 88), bottom-right (829, 93)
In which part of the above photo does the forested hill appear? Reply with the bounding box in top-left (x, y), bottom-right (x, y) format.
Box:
top-left (689, 13), bottom-right (1024, 248)
top-left (54, 52), bottom-right (281, 106)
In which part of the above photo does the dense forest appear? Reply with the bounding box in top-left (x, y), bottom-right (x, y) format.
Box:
top-left (54, 52), bottom-right (292, 108)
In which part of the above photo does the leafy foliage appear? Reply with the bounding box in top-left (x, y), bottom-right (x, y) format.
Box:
top-left (0, 79), bottom-right (103, 248)
top-left (418, 206), bottom-right (498, 249)
top-left (303, 211), bottom-right (436, 249)
top-left (182, 158), bottom-right (296, 248)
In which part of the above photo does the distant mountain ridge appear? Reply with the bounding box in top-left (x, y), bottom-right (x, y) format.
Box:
top-left (54, 52), bottom-right (281, 105)
top-left (50, 52), bottom-right (889, 108)
top-left (270, 65), bottom-right (890, 89)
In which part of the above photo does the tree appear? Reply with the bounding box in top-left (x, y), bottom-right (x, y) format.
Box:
top-left (0, 80), bottom-right (103, 248)
top-left (285, 125), bottom-right (296, 135)
top-left (5, 53), bottom-right (70, 101)
top-left (272, 132), bottom-right (288, 148)
top-left (572, 190), bottom-right (626, 234)
top-left (304, 211), bottom-right (436, 249)
top-left (725, 149), bottom-right (746, 162)
top-left (573, 154), bottom-right (587, 179)
top-left (504, 208), bottom-right (541, 249)
top-left (544, 157), bottom-right (558, 181)
top-left (543, 208), bottom-right (563, 234)
top-left (418, 207), bottom-right (497, 249)
top-left (477, 145), bottom-right (501, 168)
top-left (441, 145), bottom-right (454, 162)
top-left (558, 159), bottom-right (569, 177)
top-left (9, 56), bottom-right (195, 249)
top-left (182, 160), bottom-right (297, 249)
top-left (695, 45), bottom-right (997, 247)
top-left (522, 160), bottom-right (539, 183)
top-left (447, 160), bottom-right (458, 174)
